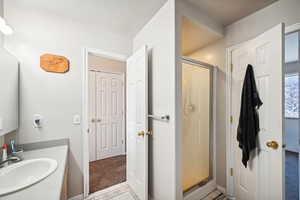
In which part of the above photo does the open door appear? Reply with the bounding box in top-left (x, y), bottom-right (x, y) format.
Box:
top-left (230, 23), bottom-right (285, 199)
top-left (126, 46), bottom-right (149, 200)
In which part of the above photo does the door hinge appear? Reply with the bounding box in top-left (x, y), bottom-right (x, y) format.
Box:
top-left (230, 116), bottom-right (233, 124)
top-left (230, 168), bottom-right (233, 176)
top-left (230, 63), bottom-right (233, 72)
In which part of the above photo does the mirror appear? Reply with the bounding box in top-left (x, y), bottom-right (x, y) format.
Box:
top-left (0, 48), bottom-right (19, 136)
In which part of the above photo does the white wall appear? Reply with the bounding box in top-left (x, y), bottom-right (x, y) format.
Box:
top-left (225, 0), bottom-right (300, 47)
top-left (0, 0), bottom-right (3, 46)
top-left (187, 39), bottom-right (227, 188)
top-left (177, 0), bottom-right (224, 38)
top-left (133, 0), bottom-right (177, 199)
top-left (3, 0), bottom-right (132, 197)
top-left (0, 0), bottom-right (3, 146)
top-left (88, 55), bottom-right (126, 73)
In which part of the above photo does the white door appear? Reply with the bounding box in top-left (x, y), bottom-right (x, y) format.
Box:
top-left (89, 70), bottom-right (97, 162)
top-left (126, 46), bottom-right (148, 200)
top-left (231, 24), bottom-right (284, 200)
top-left (96, 72), bottom-right (125, 160)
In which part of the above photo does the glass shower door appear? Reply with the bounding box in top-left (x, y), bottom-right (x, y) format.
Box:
top-left (182, 61), bottom-right (213, 193)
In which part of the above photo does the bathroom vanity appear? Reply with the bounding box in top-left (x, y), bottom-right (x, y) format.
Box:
top-left (0, 142), bottom-right (69, 200)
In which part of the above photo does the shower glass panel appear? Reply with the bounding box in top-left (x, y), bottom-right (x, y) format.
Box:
top-left (182, 60), bottom-right (213, 192)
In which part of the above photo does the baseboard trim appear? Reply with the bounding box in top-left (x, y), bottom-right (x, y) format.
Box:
top-left (216, 185), bottom-right (226, 194)
top-left (68, 194), bottom-right (84, 200)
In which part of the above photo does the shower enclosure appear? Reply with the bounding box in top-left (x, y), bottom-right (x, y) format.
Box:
top-left (181, 56), bottom-right (216, 198)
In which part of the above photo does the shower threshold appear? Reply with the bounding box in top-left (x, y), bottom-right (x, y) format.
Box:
top-left (183, 178), bottom-right (216, 200)
top-left (183, 177), bottom-right (211, 194)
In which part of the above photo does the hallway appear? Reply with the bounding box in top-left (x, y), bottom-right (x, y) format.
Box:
top-left (89, 155), bottom-right (126, 194)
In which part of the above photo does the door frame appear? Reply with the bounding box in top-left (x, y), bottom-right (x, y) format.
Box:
top-left (225, 23), bottom-right (300, 199)
top-left (82, 47), bottom-right (128, 198)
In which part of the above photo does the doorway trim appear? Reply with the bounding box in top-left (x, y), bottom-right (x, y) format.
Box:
top-left (225, 23), bottom-right (300, 199)
top-left (82, 47), bottom-right (128, 198)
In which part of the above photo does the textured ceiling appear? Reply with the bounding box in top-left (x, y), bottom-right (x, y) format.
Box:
top-left (13, 0), bottom-right (168, 38)
top-left (186, 0), bottom-right (278, 26)
top-left (15, 0), bottom-right (278, 42)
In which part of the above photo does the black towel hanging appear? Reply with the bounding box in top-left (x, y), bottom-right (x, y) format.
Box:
top-left (237, 64), bottom-right (263, 168)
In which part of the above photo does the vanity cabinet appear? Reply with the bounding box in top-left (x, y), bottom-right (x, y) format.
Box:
top-left (60, 166), bottom-right (68, 200)
top-left (0, 48), bottom-right (19, 136)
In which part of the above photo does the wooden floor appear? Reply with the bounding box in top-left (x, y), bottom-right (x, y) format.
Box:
top-left (89, 155), bottom-right (126, 194)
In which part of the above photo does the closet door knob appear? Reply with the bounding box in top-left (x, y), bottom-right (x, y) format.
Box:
top-left (97, 119), bottom-right (101, 122)
top-left (91, 119), bottom-right (95, 123)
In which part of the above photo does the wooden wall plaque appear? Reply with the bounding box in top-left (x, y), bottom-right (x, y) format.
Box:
top-left (40, 54), bottom-right (69, 73)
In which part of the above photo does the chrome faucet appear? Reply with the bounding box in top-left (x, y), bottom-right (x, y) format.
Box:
top-left (0, 156), bottom-right (22, 168)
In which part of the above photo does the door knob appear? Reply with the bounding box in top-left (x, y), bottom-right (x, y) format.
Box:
top-left (266, 141), bottom-right (279, 150)
top-left (138, 131), bottom-right (145, 137)
top-left (138, 131), bottom-right (153, 137)
top-left (146, 130), bottom-right (153, 136)
top-left (91, 119), bottom-right (95, 123)
top-left (97, 119), bottom-right (101, 122)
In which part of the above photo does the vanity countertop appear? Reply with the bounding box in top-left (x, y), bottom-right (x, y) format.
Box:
top-left (1, 145), bottom-right (68, 200)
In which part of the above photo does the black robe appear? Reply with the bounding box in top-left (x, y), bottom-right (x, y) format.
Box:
top-left (237, 64), bottom-right (263, 168)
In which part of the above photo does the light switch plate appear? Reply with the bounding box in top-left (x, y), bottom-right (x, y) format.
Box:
top-left (73, 115), bottom-right (81, 125)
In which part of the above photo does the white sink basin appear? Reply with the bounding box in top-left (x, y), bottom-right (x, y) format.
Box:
top-left (0, 158), bottom-right (58, 196)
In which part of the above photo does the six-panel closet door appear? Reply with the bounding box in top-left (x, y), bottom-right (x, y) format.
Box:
top-left (89, 71), bottom-right (125, 162)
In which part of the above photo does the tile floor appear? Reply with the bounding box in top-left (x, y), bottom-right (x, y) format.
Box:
top-left (201, 190), bottom-right (227, 200)
top-left (87, 182), bottom-right (226, 200)
top-left (87, 183), bottom-right (138, 200)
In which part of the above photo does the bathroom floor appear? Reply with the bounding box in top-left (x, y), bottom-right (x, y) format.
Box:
top-left (89, 155), bottom-right (126, 194)
top-left (87, 182), bottom-right (139, 200)
top-left (87, 182), bottom-right (226, 200)
top-left (201, 190), bottom-right (227, 200)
